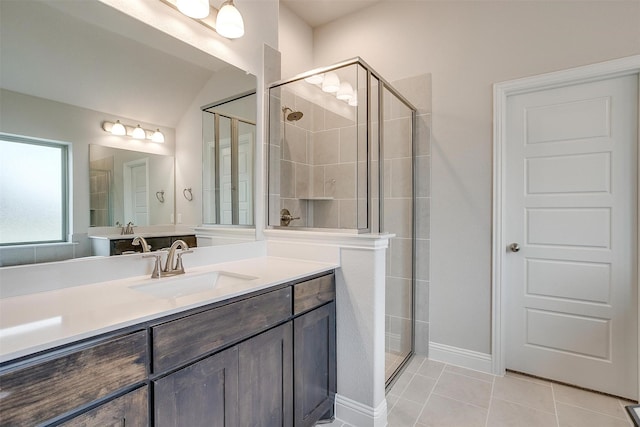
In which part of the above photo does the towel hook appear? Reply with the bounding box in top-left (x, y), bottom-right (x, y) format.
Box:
top-left (183, 188), bottom-right (193, 201)
top-left (155, 190), bottom-right (165, 203)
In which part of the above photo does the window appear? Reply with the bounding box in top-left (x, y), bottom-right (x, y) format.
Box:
top-left (0, 134), bottom-right (69, 245)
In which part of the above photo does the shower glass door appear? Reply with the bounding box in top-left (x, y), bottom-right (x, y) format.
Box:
top-left (383, 86), bottom-right (415, 385)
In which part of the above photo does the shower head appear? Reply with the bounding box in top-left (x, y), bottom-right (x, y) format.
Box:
top-left (282, 106), bottom-right (304, 122)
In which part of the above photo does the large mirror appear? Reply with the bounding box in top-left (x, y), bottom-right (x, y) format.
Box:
top-left (0, 0), bottom-right (257, 266)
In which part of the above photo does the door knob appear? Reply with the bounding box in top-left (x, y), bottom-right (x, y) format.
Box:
top-left (509, 243), bottom-right (520, 253)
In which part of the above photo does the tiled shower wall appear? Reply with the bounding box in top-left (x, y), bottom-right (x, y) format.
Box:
top-left (279, 91), bottom-right (361, 228)
top-left (385, 74), bottom-right (432, 357)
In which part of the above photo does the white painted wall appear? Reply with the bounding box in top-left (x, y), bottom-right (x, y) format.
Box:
top-left (303, 1), bottom-right (640, 354)
top-left (278, 3), bottom-right (314, 79)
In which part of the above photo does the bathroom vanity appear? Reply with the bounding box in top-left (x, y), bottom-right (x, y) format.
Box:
top-left (0, 260), bottom-right (336, 426)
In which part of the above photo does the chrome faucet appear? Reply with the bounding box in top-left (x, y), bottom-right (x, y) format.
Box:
top-left (132, 236), bottom-right (151, 252)
top-left (121, 221), bottom-right (134, 235)
top-left (164, 240), bottom-right (193, 273)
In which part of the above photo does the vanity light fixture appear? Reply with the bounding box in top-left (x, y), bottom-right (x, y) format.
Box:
top-left (160, 0), bottom-right (245, 40)
top-left (132, 125), bottom-right (147, 140)
top-left (349, 90), bottom-right (358, 106)
top-left (111, 120), bottom-right (126, 136)
top-left (102, 121), bottom-right (165, 143)
top-left (152, 129), bottom-right (166, 143)
top-left (215, 0), bottom-right (244, 39)
top-left (176, 0), bottom-right (209, 19)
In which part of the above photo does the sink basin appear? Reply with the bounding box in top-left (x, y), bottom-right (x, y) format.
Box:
top-left (129, 271), bottom-right (258, 299)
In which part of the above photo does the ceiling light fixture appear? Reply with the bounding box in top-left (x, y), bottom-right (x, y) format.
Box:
top-left (102, 121), bottom-right (165, 143)
top-left (176, 0), bottom-right (210, 19)
top-left (215, 0), bottom-right (245, 39)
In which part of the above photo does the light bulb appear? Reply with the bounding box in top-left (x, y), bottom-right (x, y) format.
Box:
top-left (152, 129), bottom-right (165, 143)
top-left (304, 74), bottom-right (324, 85)
top-left (322, 72), bottom-right (340, 93)
top-left (111, 120), bottom-right (126, 136)
top-left (216, 0), bottom-right (244, 39)
top-left (132, 125), bottom-right (146, 140)
top-left (336, 82), bottom-right (354, 101)
top-left (177, 0), bottom-right (210, 19)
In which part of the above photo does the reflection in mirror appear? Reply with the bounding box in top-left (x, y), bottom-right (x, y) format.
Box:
top-left (0, 0), bottom-right (258, 266)
top-left (89, 145), bottom-right (174, 227)
top-left (202, 92), bottom-right (256, 226)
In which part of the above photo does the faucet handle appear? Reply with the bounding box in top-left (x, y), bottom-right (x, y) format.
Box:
top-left (143, 253), bottom-right (163, 279)
top-left (175, 249), bottom-right (194, 273)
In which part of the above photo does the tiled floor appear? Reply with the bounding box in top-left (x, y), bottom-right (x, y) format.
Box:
top-left (386, 351), bottom-right (411, 380)
top-left (325, 355), bottom-right (636, 427)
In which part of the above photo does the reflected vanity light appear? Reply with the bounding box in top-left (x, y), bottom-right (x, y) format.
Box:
top-left (336, 82), bottom-right (354, 100)
top-left (102, 120), bottom-right (165, 143)
top-left (322, 72), bottom-right (340, 93)
top-left (304, 74), bottom-right (324, 85)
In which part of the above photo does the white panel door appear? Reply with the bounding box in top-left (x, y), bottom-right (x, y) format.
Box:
top-left (505, 74), bottom-right (638, 399)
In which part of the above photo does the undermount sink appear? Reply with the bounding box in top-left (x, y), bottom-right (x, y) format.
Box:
top-left (129, 271), bottom-right (259, 299)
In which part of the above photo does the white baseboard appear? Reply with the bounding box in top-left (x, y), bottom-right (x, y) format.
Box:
top-left (428, 342), bottom-right (493, 374)
top-left (335, 394), bottom-right (388, 427)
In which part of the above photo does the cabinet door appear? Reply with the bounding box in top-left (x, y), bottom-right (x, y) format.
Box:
top-left (154, 347), bottom-right (239, 427)
top-left (294, 302), bottom-right (336, 427)
top-left (238, 322), bottom-right (293, 427)
top-left (59, 386), bottom-right (148, 427)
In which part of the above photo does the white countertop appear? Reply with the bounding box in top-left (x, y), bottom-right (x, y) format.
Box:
top-left (0, 256), bottom-right (337, 363)
top-left (88, 231), bottom-right (195, 240)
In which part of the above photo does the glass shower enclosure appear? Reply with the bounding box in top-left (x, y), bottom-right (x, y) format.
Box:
top-left (267, 58), bottom-right (416, 386)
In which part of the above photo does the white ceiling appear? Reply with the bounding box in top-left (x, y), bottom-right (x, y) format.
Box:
top-left (0, 1), bottom-right (238, 129)
top-left (280, 0), bottom-right (384, 28)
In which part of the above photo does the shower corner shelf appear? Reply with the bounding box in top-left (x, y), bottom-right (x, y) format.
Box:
top-left (299, 197), bottom-right (334, 201)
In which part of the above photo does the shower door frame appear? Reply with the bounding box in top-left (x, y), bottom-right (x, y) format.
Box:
top-left (267, 58), bottom-right (418, 387)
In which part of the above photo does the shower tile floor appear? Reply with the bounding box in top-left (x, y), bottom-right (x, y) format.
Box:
top-left (324, 355), bottom-right (635, 427)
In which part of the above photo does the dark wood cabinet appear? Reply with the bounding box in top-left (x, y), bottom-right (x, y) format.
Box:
top-left (0, 331), bottom-right (147, 426)
top-left (239, 322), bottom-right (293, 427)
top-left (58, 386), bottom-right (149, 427)
top-left (154, 347), bottom-right (239, 427)
top-left (294, 301), bottom-right (337, 427)
top-left (1, 271), bottom-right (335, 427)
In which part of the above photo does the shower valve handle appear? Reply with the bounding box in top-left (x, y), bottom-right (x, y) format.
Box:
top-left (280, 208), bottom-right (300, 226)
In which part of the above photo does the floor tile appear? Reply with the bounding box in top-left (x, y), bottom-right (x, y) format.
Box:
top-left (487, 397), bottom-right (559, 427)
top-left (417, 359), bottom-right (445, 379)
top-left (432, 371), bottom-right (493, 408)
top-left (417, 393), bottom-right (487, 427)
top-left (405, 354), bottom-right (427, 373)
top-left (389, 370), bottom-right (413, 397)
top-left (556, 402), bottom-right (633, 427)
top-left (400, 374), bottom-right (437, 405)
top-left (553, 383), bottom-right (630, 420)
top-left (387, 398), bottom-right (424, 427)
top-left (493, 375), bottom-right (556, 413)
top-left (444, 365), bottom-right (495, 383)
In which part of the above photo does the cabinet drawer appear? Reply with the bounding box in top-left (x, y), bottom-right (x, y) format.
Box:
top-left (152, 287), bottom-right (292, 372)
top-left (293, 273), bottom-right (335, 315)
top-left (0, 331), bottom-right (147, 426)
top-left (58, 386), bottom-right (148, 427)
